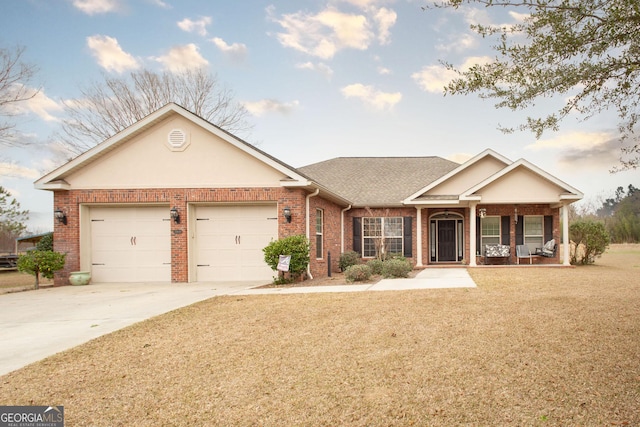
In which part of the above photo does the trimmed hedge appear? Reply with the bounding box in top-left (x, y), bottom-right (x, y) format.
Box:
top-left (344, 264), bottom-right (372, 282)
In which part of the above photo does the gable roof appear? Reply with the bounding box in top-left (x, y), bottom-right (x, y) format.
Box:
top-left (460, 158), bottom-right (584, 202)
top-left (35, 103), bottom-right (313, 191)
top-left (298, 157), bottom-right (459, 207)
top-left (404, 149), bottom-right (511, 203)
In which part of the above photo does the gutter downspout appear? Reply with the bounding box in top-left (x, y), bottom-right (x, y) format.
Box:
top-left (306, 188), bottom-right (320, 279)
top-left (341, 205), bottom-right (352, 253)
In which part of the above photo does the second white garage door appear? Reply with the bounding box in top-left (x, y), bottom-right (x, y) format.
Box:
top-left (194, 205), bottom-right (277, 282)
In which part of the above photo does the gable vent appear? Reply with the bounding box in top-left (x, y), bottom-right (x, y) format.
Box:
top-left (168, 129), bottom-right (187, 148)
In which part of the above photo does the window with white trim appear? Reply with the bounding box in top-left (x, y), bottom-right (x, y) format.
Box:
top-left (524, 216), bottom-right (543, 251)
top-left (315, 209), bottom-right (323, 259)
top-left (362, 217), bottom-right (403, 258)
top-left (481, 216), bottom-right (500, 255)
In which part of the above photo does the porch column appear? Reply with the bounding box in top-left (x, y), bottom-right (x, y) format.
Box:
top-left (416, 207), bottom-right (423, 267)
top-left (562, 204), bottom-right (570, 266)
top-left (469, 202), bottom-right (477, 266)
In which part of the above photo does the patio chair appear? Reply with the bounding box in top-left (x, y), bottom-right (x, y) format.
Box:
top-left (516, 245), bottom-right (540, 265)
top-left (535, 239), bottom-right (557, 258)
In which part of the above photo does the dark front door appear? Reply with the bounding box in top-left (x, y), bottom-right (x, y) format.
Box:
top-left (438, 220), bottom-right (456, 262)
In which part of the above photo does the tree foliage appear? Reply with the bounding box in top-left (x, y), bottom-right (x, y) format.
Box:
top-left (0, 186), bottom-right (29, 237)
top-left (431, 0), bottom-right (640, 169)
top-left (598, 185), bottom-right (640, 242)
top-left (569, 219), bottom-right (610, 264)
top-left (0, 44), bottom-right (39, 147)
top-left (58, 68), bottom-right (251, 155)
top-left (263, 235), bottom-right (310, 282)
top-left (17, 250), bottom-right (66, 289)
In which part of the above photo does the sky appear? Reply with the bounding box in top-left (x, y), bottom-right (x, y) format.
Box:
top-left (1, 0), bottom-right (638, 232)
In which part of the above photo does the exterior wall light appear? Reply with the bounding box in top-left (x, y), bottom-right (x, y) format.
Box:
top-left (514, 207), bottom-right (518, 224)
top-left (478, 208), bottom-right (487, 219)
top-left (283, 207), bottom-right (292, 223)
top-left (170, 207), bottom-right (180, 224)
top-left (54, 209), bottom-right (67, 225)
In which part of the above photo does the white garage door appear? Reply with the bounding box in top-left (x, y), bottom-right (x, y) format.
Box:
top-left (194, 205), bottom-right (277, 281)
top-left (90, 207), bottom-right (171, 283)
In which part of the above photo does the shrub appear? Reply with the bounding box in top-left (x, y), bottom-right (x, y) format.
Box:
top-left (381, 257), bottom-right (412, 278)
top-left (366, 259), bottom-right (384, 275)
top-left (35, 233), bottom-right (54, 251)
top-left (569, 219), bottom-right (610, 265)
top-left (344, 264), bottom-right (372, 282)
top-left (339, 251), bottom-right (360, 271)
top-left (263, 235), bottom-right (310, 282)
top-left (17, 250), bottom-right (66, 289)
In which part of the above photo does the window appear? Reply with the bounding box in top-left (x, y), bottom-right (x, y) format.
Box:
top-left (480, 216), bottom-right (500, 255)
top-left (524, 216), bottom-right (543, 251)
top-left (315, 209), bottom-right (323, 259)
top-left (362, 217), bottom-right (403, 258)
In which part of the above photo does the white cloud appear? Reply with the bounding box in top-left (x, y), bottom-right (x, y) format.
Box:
top-left (210, 37), bottom-right (248, 62)
top-left (17, 89), bottom-right (63, 122)
top-left (268, 6), bottom-right (374, 59)
top-left (177, 16), bottom-right (212, 36)
top-left (72, 0), bottom-right (121, 15)
top-left (243, 99), bottom-right (300, 117)
top-left (411, 56), bottom-right (492, 94)
top-left (0, 162), bottom-right (40, 180)
top-left (152, 44), bottom-right (208, 73)
top-left (341, 83), bottom-right (401, 110)
top-left (527, 131), bottom-right (622, 170)
top-left (377, 66), bottom-right (391, 75)
top-left (436, 33), bottom-right (477, 52)
top-left (373, 7), bottom-right (396, 45)
top-left (296, 61), bottom-right (334, 79)
top-left (147, 0), bottom-right (171, 9)
top-left (87, 35), bottom-right (140, 73)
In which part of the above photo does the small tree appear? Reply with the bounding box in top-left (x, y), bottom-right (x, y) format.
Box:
top-left (263, 235), bottom-right (310, 283)
top-left (35, 232), bottom-right (53, 251)
top-left (0, 186), bottom-right (29, 237)
top-left (17, 250), bottom-right (66, 289)
top-left (569, 219), bottom-right (610, 265)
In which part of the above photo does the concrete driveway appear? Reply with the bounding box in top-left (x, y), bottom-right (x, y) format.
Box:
top-left (0, 269), bottom-right (476, 376)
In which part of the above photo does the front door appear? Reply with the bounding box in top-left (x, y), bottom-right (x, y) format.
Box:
top-left (437, 220), bottom-right (457, 262)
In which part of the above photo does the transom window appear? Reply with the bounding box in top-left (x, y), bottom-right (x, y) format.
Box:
top-left (315, 209), bottom-right (323, 259)
top-left (362, 217), bottom-right (403, 258)
top-left (481, 216), bottom-right (500, 255)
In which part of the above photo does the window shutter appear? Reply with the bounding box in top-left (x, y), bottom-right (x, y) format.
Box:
top-left (501, 216), bottom-right (511, 245)
top-left (353, 217), bottom-right (362, 256)
top-left (544, 215), bottom-right (553, 243)
top-left (476, 217), bottom-right (481, 253)
top-left (516, 216), bottom-right (524, 245)
top-left (403, 216), bottom-right (412, 258)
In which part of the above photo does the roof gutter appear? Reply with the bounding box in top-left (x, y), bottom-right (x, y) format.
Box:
top-left (306, 188), bottom-right (320, 279)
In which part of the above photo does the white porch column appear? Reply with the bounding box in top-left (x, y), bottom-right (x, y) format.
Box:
top-left (469, 202), bottom-right (477, 266)
top-left (416, 207), bottom-right (423, 267)
top-left (562, 204), bottom-right (570, 266)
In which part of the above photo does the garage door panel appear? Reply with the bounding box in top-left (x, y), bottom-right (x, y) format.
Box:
top-left (195, 205), bottom-right (277, 282)
top-left (90, 207), bottom-right (171, 283)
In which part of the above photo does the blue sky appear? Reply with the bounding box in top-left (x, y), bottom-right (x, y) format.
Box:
top-left (1, 0), bottom-right (638, 232)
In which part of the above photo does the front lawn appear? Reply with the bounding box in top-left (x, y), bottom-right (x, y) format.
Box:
top-left (1, 245), bottom-right (639, 426)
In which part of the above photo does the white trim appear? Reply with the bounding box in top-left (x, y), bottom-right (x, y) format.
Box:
top-left (35, 103), bottom-right (311, 190)
top-left (403, 149), bottom-right (512, 203)
top-left (460, 158), bottom-right (584, 202)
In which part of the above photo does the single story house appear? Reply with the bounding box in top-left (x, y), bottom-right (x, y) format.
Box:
top-left (35, 103), bottom-right (583, 285)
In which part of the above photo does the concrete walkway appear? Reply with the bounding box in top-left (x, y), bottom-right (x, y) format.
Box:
top-left (0, 269), bottom-right (475, 376)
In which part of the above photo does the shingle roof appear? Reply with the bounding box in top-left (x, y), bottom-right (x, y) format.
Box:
top-left (297, 157), bottom-right (460, 206)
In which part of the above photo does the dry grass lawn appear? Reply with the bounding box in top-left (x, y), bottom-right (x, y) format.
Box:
top-left (1, 245), bottom-right (639, 426)
top-left (0, 270), bottom-right (53, 293)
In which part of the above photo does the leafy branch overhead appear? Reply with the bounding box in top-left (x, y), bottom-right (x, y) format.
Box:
top-left (429, 0), bottom-right (640, 170)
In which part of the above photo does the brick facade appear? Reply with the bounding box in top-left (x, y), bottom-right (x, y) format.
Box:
top-left (52, 186), bottom-right (311, 286)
